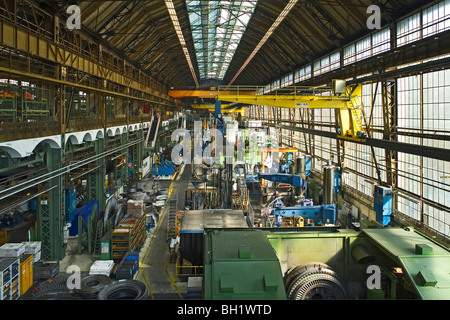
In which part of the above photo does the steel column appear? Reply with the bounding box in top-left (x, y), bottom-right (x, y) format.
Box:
top-left (36, 146), bottom-right (66, 260)
top-left (131, 129), bottom-right (143, 180)
top-left (382, 81), bottom-right (397, 189)
top-left (87, 139), bottom-right (106, 213)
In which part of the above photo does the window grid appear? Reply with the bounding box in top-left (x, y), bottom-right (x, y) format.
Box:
top-left (246, 17), bottom-right (450, 238)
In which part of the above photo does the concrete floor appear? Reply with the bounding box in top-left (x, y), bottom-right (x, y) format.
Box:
top-left (59, 164), bottom-right (192, 300)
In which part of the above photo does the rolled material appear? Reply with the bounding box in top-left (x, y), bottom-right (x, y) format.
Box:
top-left (75, 275), bottom-right (112, 299)
top-left (98, 279), bottom-right (149, 300)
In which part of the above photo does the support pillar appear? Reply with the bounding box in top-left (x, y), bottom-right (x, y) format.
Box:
top-left (131, 129), bottom-right (143, 180)
top-left (36, 146), bottom-right (66, 260)
top-left (87, 139), bottom-right (106, 213)
top-left (382, 80), bottom-right (398, 214)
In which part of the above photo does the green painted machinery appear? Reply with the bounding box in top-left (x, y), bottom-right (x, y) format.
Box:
top-left (203, 229), bottom-right (287, 300)
top-left (203, 226), bottom-right (450, 300)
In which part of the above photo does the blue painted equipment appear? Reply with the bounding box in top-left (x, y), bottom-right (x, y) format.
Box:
top-left (258, 173), bottom-right (306, 189)
top-left (65, 185), bottom-right (77, 222)
top-left (280, 152), bottom-right (294, 173)
top-left (258, 172), bottom-right (308, 200)
top-left (259, 166), bottom-right (337, 226)
top-left (151, 155), bottom-right (177, 176)
top-left (334, 167), bottom-right (341, 195)
top-left (273, 204), bottom-right (336, 226)
top-left (69, 200), bottom-right (99, 236)
top-left (374, 184), bottom-right (392, 226)
top-left (304, 155), bottom-right (312, 176)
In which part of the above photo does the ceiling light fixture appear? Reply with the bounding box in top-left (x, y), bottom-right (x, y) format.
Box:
top-left (165, 0), bottom-right (199, 87)
top-left (228, 0), bottom-right (298, 86)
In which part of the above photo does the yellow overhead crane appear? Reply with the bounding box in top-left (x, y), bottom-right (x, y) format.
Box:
top-left (191, 103), bottom-right (245, 115)
top-left (216, 80), bottom-right (367, 141)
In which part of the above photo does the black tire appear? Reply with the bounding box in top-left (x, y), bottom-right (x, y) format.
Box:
top-left (75, 274), bottom-right (112, 299)
top-left (98, 279), bottom-right (149, 300)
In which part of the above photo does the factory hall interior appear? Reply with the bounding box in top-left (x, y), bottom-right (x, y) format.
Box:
top-left (1, 0), bottom-right (450, 302)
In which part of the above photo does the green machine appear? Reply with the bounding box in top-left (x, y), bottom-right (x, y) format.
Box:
top-left (203, 226), bottom-right (450, 300)
top-left (362, 227), bottom-right (450, 300)
top-left (203, 229), bottom-right (287, 300)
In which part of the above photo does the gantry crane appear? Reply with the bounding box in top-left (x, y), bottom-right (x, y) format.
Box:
top-left (216, 79), bottom-right (367, 141)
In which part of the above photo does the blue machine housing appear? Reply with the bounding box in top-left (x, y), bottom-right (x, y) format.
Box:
top-left (273, 204), bottom-right (336, 225)
top-left (258, 173), bottom-right (306, 188)
top-left (305, 155), bottom-right (312, 176)
top-left (258, 172), bottom-right (337, 225)
top-left (258, 172), bottom-right (307, 197)
top-left (69, 200), bottom-right (99, 236)
top-left (374, 184), bottom-right (392, 226)
top-left (152, 155), bottom-right (178, 176)
top-left (65, 185), bottom-right (77, 222)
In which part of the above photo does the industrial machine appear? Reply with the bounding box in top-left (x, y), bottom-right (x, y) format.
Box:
top-left (374, 184), bottom-right (392, 226)
top-left (258, 155), bottom-right (339, 227)
top-left (216, 80), bottom-right (368, 142)
top-left (151, 154), bottom-right (178, 177)
top-left (203, 226), bottom-right (450, 300)
top-left (168, 81), bottom-right (449, 302)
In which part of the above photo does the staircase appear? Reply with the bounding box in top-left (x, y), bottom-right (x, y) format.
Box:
top-left (166, 199), bottom-right (178, 242)
top-left (92, 219), bottom-right (103, 255)
top-left (145, 115), bottom-right (160, 148)
top-left (347, 88), bottom-right (367, 138)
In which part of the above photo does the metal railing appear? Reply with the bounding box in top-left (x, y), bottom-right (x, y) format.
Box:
top-left (0, 120), bottom-right (60, 143)
top-left (175, 257), bottom-right (203, 278)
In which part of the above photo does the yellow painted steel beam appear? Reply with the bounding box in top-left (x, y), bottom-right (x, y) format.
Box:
top-left (169, 90), bottom-right (256, 99)
top-left (191, 104), bottom-right (244, 114)
top-left (191, 103), bottom-right (229, 109)
top-left (262, 148), bottom-right (299, 153)
top-left (217, 83), bottom-right (367, 141)
top-left (216, 93), bottom-right (349, 109)
top-left (224, 107), bottom-right (245, 114)
top-left (336, 84), bottom-right (366, 140)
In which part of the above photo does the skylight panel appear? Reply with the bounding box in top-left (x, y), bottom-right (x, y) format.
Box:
top-left (187, 0), bottom-right (258, 80)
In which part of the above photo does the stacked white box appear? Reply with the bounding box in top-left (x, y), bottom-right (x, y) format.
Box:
top-left (22, 241), bottom-right (41, 262)
top-left (89, 260), bottom-right (114, 276)
top-left (0, 243), bottom-right (25, 258)
top-left (22, 242), bottom-right (41, 254)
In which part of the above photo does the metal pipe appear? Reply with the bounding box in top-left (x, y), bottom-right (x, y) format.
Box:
top-left (351, 244), bottom-right (375, 264)
top-left (0, 138), bottom-right (144, 201)
top-left (295, 156), bottom-right (305, 174)
top-left (322, 164), bottom-right (335, 205)
top-left (0, 185), bottom-right (58, 216)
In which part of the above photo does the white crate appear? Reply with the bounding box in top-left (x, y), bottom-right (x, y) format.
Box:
top-left (0, 243), bottom-right (25, 258)
top-left (22, 241), bottom-right (41, 255)
top-left (32, 251), bottom-right (41, 263)
top-left (89, 260), bottom-right (114, 276)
